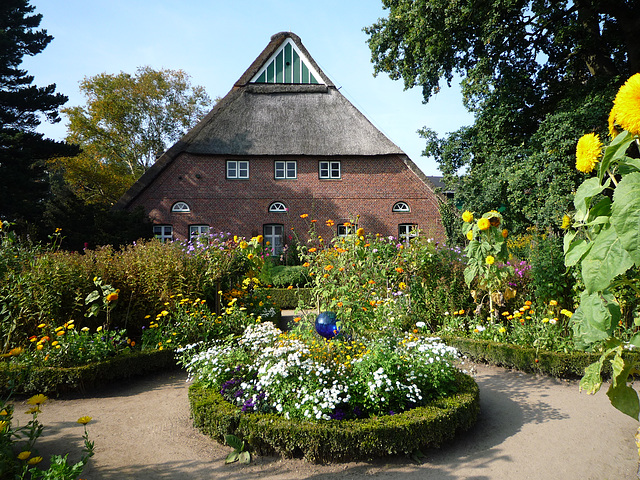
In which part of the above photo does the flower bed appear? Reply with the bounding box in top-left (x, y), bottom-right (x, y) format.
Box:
top-left (188, 369), bottom-right (479, 463)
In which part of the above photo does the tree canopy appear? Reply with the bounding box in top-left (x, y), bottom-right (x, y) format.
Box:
top-left (365, 0), bottom-right (640, 233)
top-left (0, 0), bottom-right (77, 227)
top-left (52, 67), bottom-right (212, 205)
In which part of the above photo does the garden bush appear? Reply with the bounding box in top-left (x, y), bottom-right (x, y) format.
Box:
top-left (188, 369), bottom-right (479, 463)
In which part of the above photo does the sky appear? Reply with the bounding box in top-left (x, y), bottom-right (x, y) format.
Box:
top-left (23, 0), bottom-right (474, 176)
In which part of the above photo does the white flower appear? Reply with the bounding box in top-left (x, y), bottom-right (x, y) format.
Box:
top-left (416, 321), bottom-right (426, 328)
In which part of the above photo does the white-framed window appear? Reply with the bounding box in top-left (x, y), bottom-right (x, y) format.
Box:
top-left (226, 160), bottom-right (249, 179)
top-left (171, 201), bottom-right (190, 213)
top-left (153, 225), bottom-right (173, 242)
top-left (269, 201), bottom-right (288, 213)
top-left (275, 161), bottom-right (297, 179)
top-left (392, 201), bottom-right (410, 213)
top-left (399, 223), bottom-right (418, 242)
top-left (189, 225), bottom-right (209, 238)
top-left (263, 224), bottom-right (284, 255)
top-left (337, 222), bottom-right (357, 237)
top-left (319, 161), bottom-right (341, 179)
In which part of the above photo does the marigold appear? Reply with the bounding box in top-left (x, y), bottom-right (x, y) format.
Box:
top-left (575, 133), bottom-right (603, 173)
top-left (477, 218), bottom-right (490, 231)
top-left (612, 73), bottom-right (640, 136)
top-left (462, 210), bottom-right (474, 223)
top-left (395, 267), bottom-right (404, 273)
top-left (308, 247), bottom-right (317, 253)
top-left (486, 255), bottom-right (495, 265)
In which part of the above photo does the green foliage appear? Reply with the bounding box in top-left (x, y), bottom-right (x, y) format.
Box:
top-left (260, 264), bottom-right (310, 288)
top-left (261, 288), bottom-right (313, 310)
top-left (564, 104), bottom-right (640, 418)
top-left (0, 392), bottom-right (94, 479)
top-left (53, 66), bottom-right (212, 204)
top-left (0, 1), bottom-right (78, 232)
top-left (367, 0), bottom-right (633, 235)
top-left (224, 434), bottom-right (251, 465)
top-left (189, 370), bottom-right (479, 463)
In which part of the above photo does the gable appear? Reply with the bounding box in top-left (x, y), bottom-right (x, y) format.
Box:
top-left (251, 38), bottom-right (322, 84)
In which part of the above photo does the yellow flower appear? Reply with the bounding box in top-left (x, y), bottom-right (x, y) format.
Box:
top-left (324, 265), bottom-right (334, 271)
top-left (287, 285), bottom-right (293, 290)
top-left (612, 73), bottom-right (640, 136)
top-left (561, 214), bottom-right (571, 230)
top-left (549, 300), bottom-right (558, 306)
top-left (27, 456), bottom-right (43, 465)
top-left (542, 317), bottom-right (550, 323)
top-left (247, 253), bottom-right (254, 260)
top-left (256, 235), bottom-right (264, 243)
top-left (501, 229), bottom-right (508, 238)
top-left (462, 210), bottom-right (474, 223)
top-left (51, 341), bottom-right (59, 346)
top-left (106, 291), bottom-right (118, 302)
top-left (498, 327), bottom-right (506, 333)
top-left (300, 213), bottom-right (309, 218)
top-left (466, 230), bottom-right (473, 241)
top-left (398, 282), bottom-right (407, 290)
top-left (486, 255), bottom-right (495, 265)
top-left (37, 323), bottom-right (46, 329)
top-left (27, 394), bottom-right (47, 406)
top-left (0, 420), bottom-right (8, 432)
top-left (293, 317), bottom-right (301, 323)
top-left (325, 219), bottom-right (335, 227)
top-left (56, 330), bottom-right (65, 336)
top-left (575, 133), bottom-right (603, 173)
top-left (17, 451), bottom-right (31, 460)
top-left (9, 347), bottom-right (23, 356)
top-left (477, 218), bottom-right (490, 231)
top-left (308, 247), bottom-right (317, 253)
top-left (356, 228), bottom-right (365, 237)
top-left (239, 241), bottom-right (248, 249)
top-left (36, 344), bottom-right (43, 351)
top-left (77, 416), bottom-right (92, 425)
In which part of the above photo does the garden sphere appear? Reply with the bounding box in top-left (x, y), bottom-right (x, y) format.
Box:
top-left (315, 311), bottom-right (340, 339)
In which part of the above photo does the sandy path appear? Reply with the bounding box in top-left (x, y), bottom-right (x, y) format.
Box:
top-left (13, 363), bottom-right (639, 480)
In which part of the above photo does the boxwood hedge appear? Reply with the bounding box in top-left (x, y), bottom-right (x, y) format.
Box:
top-left (442, 336), bottom-right (640, 379)
top-left (188, 369), bottom-right (479, 463)
top-left (0, 349), bottom-right (177, 396)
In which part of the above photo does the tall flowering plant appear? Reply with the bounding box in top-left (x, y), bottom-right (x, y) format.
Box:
top-left (564, 73), bottom-right (640, 419)
top-left (461, 210), bottom-right (514, 317)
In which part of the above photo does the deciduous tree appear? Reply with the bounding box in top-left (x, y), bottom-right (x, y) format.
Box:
top-left (53, 67), bottom-right (212, 205)
top-left (366, 1), bottom-right (640, 232)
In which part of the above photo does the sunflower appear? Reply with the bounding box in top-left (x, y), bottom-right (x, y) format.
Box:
top-left (486, 255), bottom-right (495, 265)
top-left (575, 133), bottom-right (603, 173)
top-left (612, 73), bottom-right (640, 136)
top-left (462, 210), bottom-right (474, 223)
top-left (608, 105), bottom-right (622, 139)
top-left (477, 218), bottom-right (490, 231)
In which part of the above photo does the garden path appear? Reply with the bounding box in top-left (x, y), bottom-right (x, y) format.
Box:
top-left (14, 361), bottom-right (639, 479)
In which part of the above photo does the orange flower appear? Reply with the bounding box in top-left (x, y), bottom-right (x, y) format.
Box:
top-left (308, 247), bottom-right (317, 253)
top-left (325, 220), bottom-right (335, 227)
top-left (311, 219), bottom-right (318, 223)
top-left (395, 267), bottom-right (404, 273)
top-left (106, 291), bottom-right (119, 302)
top-left (502, 229), bottom-right (508, 238)
top-left (303, 262), bottom-right (310, 267)
top-left (300, 214), bottom-right (309, 218)
top-left (294, 317), bottom-right (301, 322)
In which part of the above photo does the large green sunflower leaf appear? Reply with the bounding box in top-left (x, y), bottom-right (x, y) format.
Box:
top-left (611, 171), bottom-right (640, 266)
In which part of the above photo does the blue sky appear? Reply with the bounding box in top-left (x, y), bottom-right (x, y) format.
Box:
top-left (24, 0), bottom-right (473, 176)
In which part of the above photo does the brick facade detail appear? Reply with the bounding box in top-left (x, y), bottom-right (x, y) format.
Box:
top-left (129, 152), bottom-right (445, 243)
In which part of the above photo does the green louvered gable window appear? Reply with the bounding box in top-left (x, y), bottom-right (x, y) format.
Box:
top-left (253, 39), bottom-right (320, 84)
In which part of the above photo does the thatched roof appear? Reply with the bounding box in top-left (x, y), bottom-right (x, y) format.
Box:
top-left (115, 32), bottom-right (410, 209)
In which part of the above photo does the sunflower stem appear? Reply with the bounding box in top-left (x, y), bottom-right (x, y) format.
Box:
top-left (607, 168), bottom-right (618, 187)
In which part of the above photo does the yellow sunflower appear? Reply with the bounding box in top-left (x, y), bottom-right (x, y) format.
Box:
top-left (608, 105), bottom-right (622, 139)
top-left (462, 210), bottom-right (474, 223)
top-left (575, 133), bottom-right (603, 173)
top-left (477, 218), bottom-right (490, 231)
top-left (613, 73), bottom-right (640, 136)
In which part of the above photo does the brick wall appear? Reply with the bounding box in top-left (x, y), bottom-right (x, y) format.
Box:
top-left (129, 153), bottom-right (445, 243)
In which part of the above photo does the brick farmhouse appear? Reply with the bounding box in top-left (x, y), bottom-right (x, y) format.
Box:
top-left (115, 32), bottom-right (445, 253)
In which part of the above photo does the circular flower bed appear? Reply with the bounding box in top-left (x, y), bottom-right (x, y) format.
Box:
top-left (181, 321), bottom-right (479, 461)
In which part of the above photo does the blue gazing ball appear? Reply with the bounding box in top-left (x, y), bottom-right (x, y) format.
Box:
top-left (315, 311), bottom-right (340, 339)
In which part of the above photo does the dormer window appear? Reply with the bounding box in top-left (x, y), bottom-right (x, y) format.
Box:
top-left (171, 201), bottom-right (190, 213)
top-left (392, 201), bottom-right (410, 213)
top-left (269, 201), bottom-right (288, 213)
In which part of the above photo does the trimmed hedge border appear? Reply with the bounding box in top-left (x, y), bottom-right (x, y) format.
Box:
top-left (0, 349), bottom-right (177, 396)
top-left (188, 370), bottom-right (479, 463)
top-left (442, 336), bottom-right (640, 379)
top-left (264, 288), bottom-right (313, 310)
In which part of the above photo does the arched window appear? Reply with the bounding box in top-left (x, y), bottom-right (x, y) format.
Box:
top-left (392, 201), bottom-right (410, 213)
top-left (171, 201), bottom-right (190, 213)
top-left (269, 201), bottom-right (288, 213)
